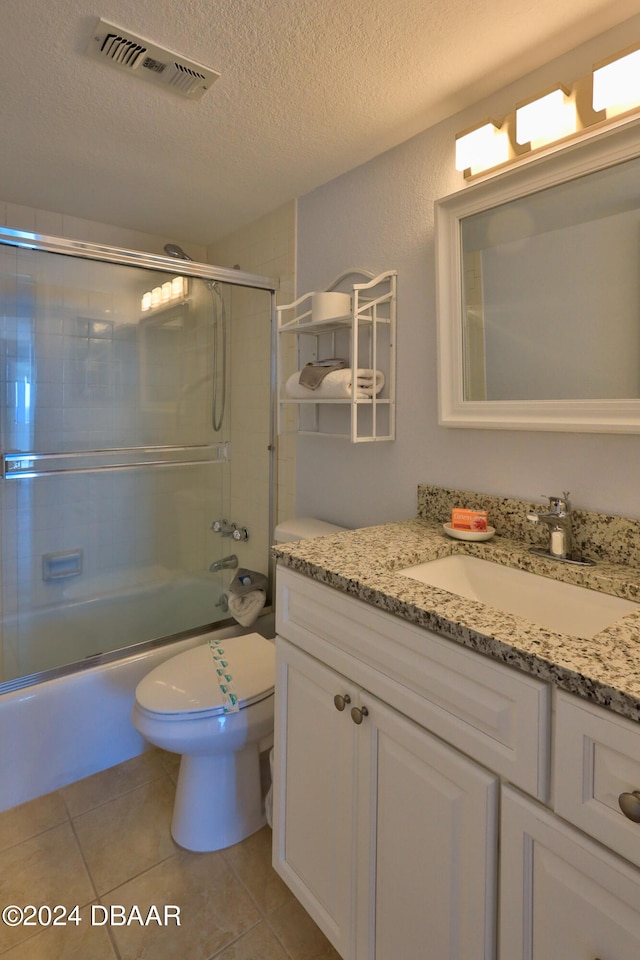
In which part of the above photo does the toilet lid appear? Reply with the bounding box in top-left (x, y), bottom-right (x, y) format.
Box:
top-left (135, 633), bottom-right (275, 717)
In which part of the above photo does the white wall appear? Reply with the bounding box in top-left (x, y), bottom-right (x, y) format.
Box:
top-left (295, 14), bottom-right (640, 527)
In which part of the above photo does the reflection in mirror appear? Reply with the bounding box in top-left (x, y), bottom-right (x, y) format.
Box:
top-left (436, 119), bottom-right (640, 432)
top-left (461, 154), bottom-right (640, 402)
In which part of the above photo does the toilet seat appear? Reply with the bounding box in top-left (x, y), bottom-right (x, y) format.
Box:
top-left (135, 632), bottom-right (275, 720)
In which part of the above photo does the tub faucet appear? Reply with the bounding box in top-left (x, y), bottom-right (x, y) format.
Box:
top-left (209, 554), bottom-right (238, 573)
top-left (211, 519), bottom-right (234, 536)
top-left (527, 493), bottom-right (594, 566)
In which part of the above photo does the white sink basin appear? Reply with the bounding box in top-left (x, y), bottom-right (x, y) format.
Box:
top-left (398, 554), bottom-right (638, 638)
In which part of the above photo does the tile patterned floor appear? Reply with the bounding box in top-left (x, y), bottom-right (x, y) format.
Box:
top-left (0, 751), bottom-right (341, 960)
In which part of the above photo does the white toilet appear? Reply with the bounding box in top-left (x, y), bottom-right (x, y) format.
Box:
top-left (131, 517), bottom-right (347, 852)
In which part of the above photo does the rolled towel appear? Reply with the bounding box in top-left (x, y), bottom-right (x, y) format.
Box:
top-left (285, 368), bottom-right (385, 400)
top-left (228, 589), bottom-right (266, 627)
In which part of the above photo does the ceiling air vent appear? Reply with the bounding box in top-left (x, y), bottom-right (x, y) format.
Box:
top-left (86, 19), bottom-right (220, 99)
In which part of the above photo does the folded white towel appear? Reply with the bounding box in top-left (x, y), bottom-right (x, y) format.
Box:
top-left (285, 368), bottom-right (385, 400)
top-left (228, 589), bottom-right (266, 627)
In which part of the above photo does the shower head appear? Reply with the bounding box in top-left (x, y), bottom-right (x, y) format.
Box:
top-left (164, 243), bottom-right (193, 261)
top-left (164, 242), bottom-right (218, 292)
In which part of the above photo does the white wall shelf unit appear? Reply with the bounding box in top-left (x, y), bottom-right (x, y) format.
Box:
top-left (276, 270), bottom-right (396, 442)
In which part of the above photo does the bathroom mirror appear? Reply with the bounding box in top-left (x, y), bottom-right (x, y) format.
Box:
top-left (435, 118), bottom-right (640, 432)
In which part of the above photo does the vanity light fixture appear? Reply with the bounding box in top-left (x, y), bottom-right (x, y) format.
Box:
top-left (515, 84), bottom-right (577, 148)
top-left (593, 44), bottom-right (640, 117)
top-left (455, 40), bottom-right (640, 179)
top-left (455, 120), bottom-right (509, 176)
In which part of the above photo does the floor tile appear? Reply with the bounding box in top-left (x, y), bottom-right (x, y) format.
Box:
top-left (268, 898), bottom-right (342, 960)
top-left (0, 903), bottom-right (117, 959)
top-left (4, 753), bottom-right (333, 960)
top-left (214, 921), bottom-right (290, 960)
top-left (156, 749), bottom-right (180, 779)
top-left (72, 777), bottom-right (178, 894)
top-left (102, 847), bottom-right (262, 960)
top-left (0, 790), bottom-right (69, 853)
top-left (223, 826), bottom-right (292, 916)
top-left (61, 750), bottom-right (168, 818)
top-left (0, 823), bottom-right (95, 954)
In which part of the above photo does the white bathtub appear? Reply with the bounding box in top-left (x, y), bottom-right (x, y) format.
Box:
top-left (0, 613), bottom-right (274, 812)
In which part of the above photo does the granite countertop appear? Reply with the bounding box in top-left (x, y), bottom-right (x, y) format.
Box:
top-left (272, 519), bottom-right (640, 724)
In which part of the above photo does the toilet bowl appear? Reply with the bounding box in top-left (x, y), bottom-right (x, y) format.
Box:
top-left (132, 633), bottom-right (275, 852)
top-left (131, 517), bottom-right (348, 852)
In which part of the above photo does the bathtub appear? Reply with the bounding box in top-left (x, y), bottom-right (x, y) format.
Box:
top-left (0, 611), bottom-right (275, 812)
top-left (2, 568), bottom-right (227, 680)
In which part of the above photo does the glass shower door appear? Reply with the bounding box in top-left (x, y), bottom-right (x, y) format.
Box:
top-left (0, 242), bottom-right (250, 686)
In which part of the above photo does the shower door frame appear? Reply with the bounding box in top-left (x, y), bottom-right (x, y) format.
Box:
top-left (0, 226), bottom-right (278, 691)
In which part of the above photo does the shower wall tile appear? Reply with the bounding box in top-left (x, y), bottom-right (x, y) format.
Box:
top-left (34, 209), bottom-right (64, 237)
top-left (5, 204), bottom-right (36, 232)
top-left (0, 194), bottom-right (203, 259)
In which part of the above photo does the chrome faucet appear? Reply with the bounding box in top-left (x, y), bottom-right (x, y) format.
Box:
top-left (211, 519), bottom-right (234, 537)
top-left (526, 493), bottom-right (594, 566)
top-left (209, 554), bottom-right (239, 573)
top-left (211, 519), bottom-right (249, 541)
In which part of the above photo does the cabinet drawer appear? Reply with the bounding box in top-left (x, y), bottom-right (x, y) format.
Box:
top-left (555, 690), bottom-right (640, 869)
top-left (277, 566), bottom-right (550, 799)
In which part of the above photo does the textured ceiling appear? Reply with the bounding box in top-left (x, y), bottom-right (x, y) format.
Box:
top-left (0, 0), bottom-right (638, 245)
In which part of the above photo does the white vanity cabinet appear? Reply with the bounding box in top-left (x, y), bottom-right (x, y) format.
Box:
top-left (273, 562), bottom-right (640, 959)
top-left (273, 566), bottom-right (551, 960)
top-left (274, 637), bottom-right (498, 960)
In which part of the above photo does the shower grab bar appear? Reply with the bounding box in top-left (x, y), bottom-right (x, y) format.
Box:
top-left (1, 442), bottom-right (230, 480)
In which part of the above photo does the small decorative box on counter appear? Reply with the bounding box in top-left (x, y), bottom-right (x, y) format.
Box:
top-left (451, 508), bottom-right (488, 532)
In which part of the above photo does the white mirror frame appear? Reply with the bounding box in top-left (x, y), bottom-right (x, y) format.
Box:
top-left (435, 116), bottom-right (640, 433)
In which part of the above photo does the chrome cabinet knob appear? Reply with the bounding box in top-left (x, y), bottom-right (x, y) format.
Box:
top-left (618, 790), bottom-right (640, 822)
top-left (333, 694), bottom-right (351, 712)
top-left (351, 705), bottom-right (369, 725)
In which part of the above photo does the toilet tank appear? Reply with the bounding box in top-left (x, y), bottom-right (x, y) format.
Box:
top-left (274, 518), bottom-right (348, 543)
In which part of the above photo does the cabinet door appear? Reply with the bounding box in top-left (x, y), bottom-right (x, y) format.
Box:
top-left (273, 637), bottom-right (358, 959)
top-left (356, 694), bottom-right (498, 960)
top-left (500, 786), bottom-right (640, 959)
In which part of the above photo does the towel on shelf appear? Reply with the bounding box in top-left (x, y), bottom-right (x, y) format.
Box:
top-left (298, 358), bottom-right (347, 390)
top-left (285, 368), bottom-right (385, 400)
top-left (228, 568), bottom-right (268, 627)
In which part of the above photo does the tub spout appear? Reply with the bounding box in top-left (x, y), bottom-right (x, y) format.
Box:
top-left (209, 554), bottom-right (238, 573)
